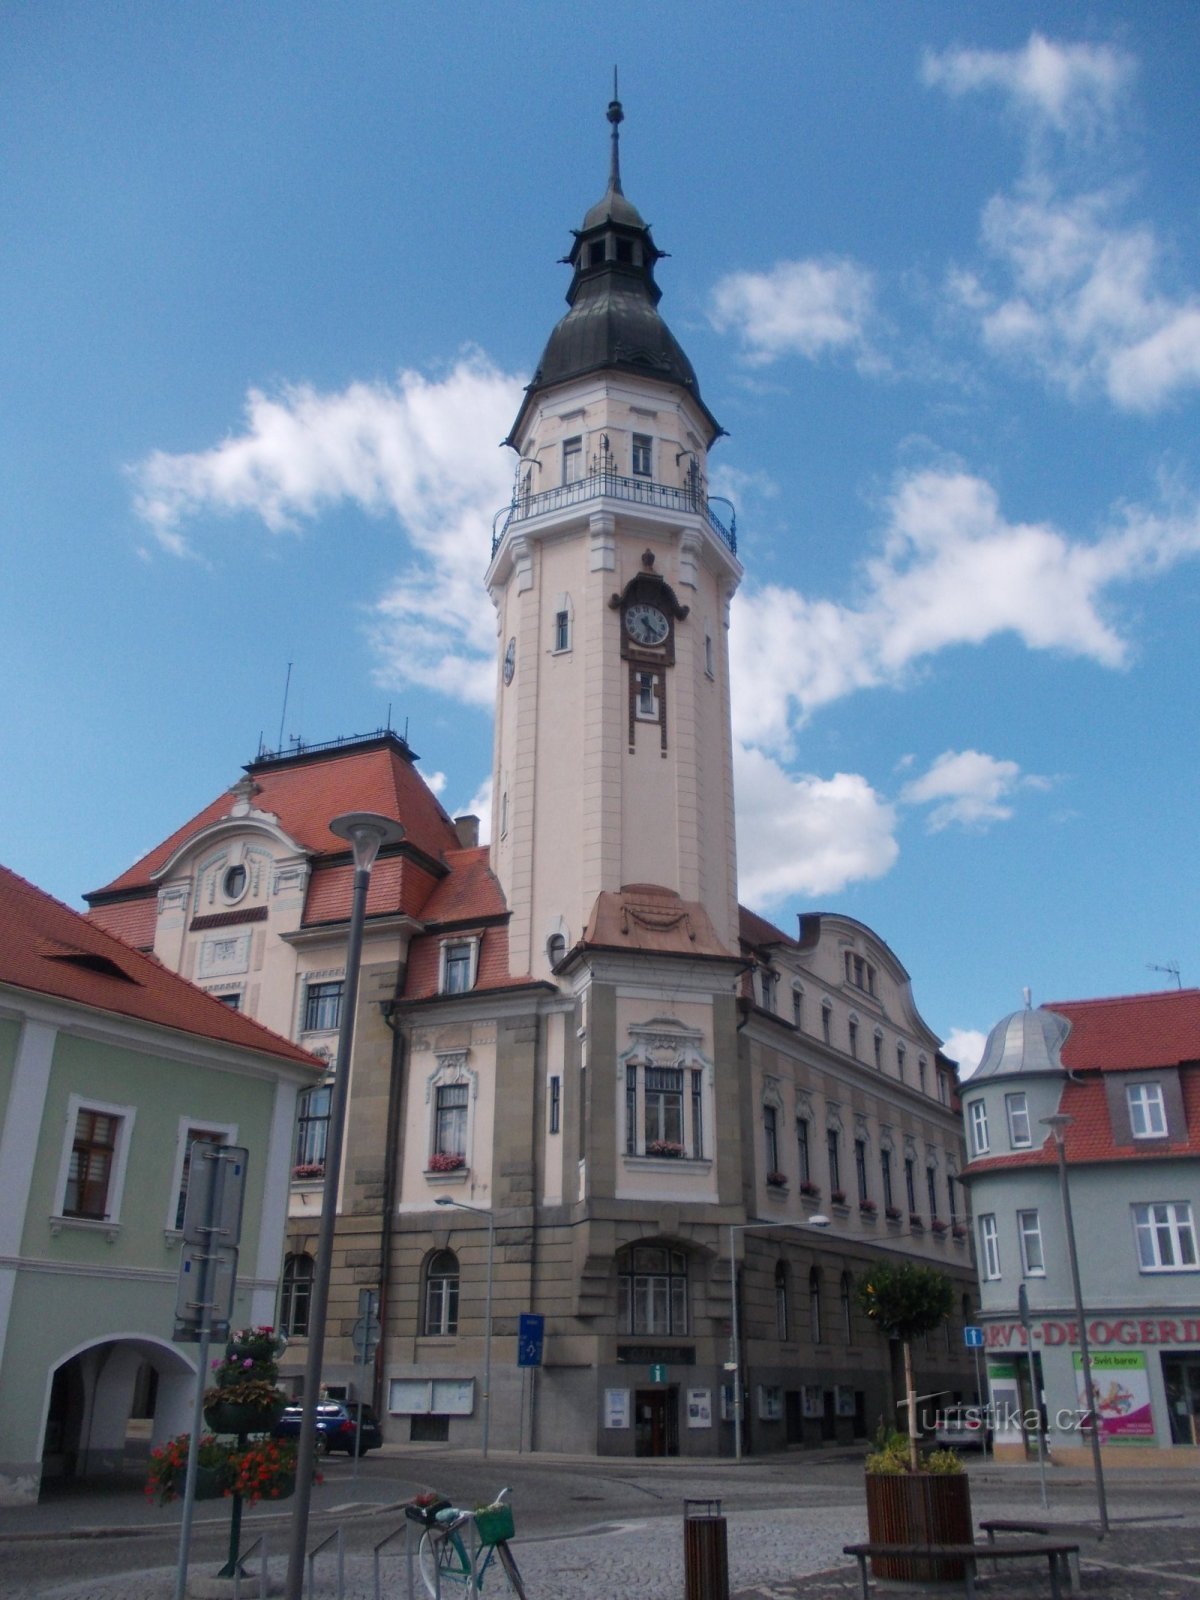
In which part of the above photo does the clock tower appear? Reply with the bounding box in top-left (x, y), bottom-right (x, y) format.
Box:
top-left (487, 95), bottom-right (742, 978)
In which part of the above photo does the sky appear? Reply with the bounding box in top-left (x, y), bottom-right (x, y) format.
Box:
top-left (4, 2), bottom-right (1198, 1075)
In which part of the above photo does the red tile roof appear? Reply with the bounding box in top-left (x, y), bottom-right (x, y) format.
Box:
top-left (89, 737), bottom-right (462, 899)
top-left (402, 926), bottom-right (533, 1001)
top-left (88, 896), bottom-right (157, 952)
top-left (417, 848), bottom-right (508, 923)
top-left (739, 905), bottom-right (793, 950)
top-left (963, 989), bottom-right (1200, 1177)
top-left (1048, 988), bottom-right (1200, 1072)
top-left (0, 865), bottom-right (320, 1069)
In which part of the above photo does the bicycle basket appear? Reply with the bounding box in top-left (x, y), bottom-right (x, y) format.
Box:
top-left (473, 1503), bottom-right (515, 1545)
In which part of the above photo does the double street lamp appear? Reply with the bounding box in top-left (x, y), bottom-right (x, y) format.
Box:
top-left (435, 1195), bottom-right (495, 1459)
top-left (283, 812), bottom-right (404, 1600)
top-left (728, 1214), bottom-right (829, 1462)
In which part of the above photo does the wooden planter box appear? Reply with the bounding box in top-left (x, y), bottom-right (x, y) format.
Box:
top-left (864, 1472), bottom-right (973, 1580)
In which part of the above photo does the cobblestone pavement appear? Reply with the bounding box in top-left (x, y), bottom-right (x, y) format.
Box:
top-left (3, 1463), bottom-right (1198, 1600)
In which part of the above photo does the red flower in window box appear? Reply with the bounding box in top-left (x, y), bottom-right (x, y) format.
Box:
top-left (799, 1179), bottom-right (821, 1198)
top-left (291, 1162), bottom-right (325, 1181)
top-left (952, 1224), bottom-right (968, 1239)
top-left (885, 1205), bottom-right (903, 1221)
top-left (766, 1170), bottom-right (788, 1189)
top-left (427, 1152), bottom-right (465, 1173)
top-left (931, 1218), bottom-right (949, 1236)
top-left (908, 1213), bottom-right (924, 1230)
top-left (647, 1140), bottom-right (684, 1158)
top-left (830, 1189), bottom-right (847, 1206)
top-left (859, 1198), bottom-right (877, 1215)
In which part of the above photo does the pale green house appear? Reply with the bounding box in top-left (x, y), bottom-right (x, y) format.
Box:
top-left (0, 866), bottom-right (320, 1503)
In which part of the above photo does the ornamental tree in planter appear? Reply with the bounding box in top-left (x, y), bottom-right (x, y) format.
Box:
top-left (857, 1263), bottom-right (969, 1581)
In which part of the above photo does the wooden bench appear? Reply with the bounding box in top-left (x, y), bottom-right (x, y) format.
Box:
top-left (979, 1520), bottom-right (1084, 1588)
top-left (842, 1539), bottom-right (1080, 1600)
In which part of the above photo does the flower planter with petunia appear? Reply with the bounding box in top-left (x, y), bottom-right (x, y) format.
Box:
top-left (885, 1206), bottom-right (903, 1222)
top-left (765, 1171), bottom-right (788, 1189)
top-left (800, 1180), bottom-right (821, 1199)
top-left (930, 1218), bottom-right (949, 1237)
top-left (859, 1199), bottom-right (878, 1218)
top-left (427, 1152), bottom-right (466, 1173)
top-left (646, 1140), bottom-right (684, 1158)
top-left (830, 1190), bottom-right (847, 1207)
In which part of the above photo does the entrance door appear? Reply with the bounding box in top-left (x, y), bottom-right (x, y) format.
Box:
top-left (634, 1388), bottom-right (678, 1456)
top-left (1163, 1356), bottom-right (1200, 1445)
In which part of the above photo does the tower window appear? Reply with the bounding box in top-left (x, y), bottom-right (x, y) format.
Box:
top-left (615, 237), bottom-right (633, 265)
top-left (632, 433), bottom-right (652, 476)
top-left (588, 241), bottom-right (606, 267)
top-left (635, 671), bottom-right (660, 720)
top-left (554, 609), bottom-right (570, 651)
top-left (563, 436), bottom-right (582, 484)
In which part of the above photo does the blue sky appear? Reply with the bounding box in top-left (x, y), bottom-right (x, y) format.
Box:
top-left (4, 2), bottom-right (1198, 1072)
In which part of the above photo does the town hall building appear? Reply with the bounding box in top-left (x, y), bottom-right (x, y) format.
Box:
top-left (87, 99), bottom-right (974, 1458)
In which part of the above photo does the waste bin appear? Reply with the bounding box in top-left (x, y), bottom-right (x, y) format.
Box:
top-left (684, 1499), bottom-right (728, 1600)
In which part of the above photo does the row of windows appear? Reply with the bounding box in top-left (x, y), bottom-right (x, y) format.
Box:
top-left (979, 1201), bottom-right (1197, 1280)
top-left (969, 1082), bottom-right (1170, 1157)
top-left (756, 976), bottom-right (946, 1100)
top-left (562, 431), bottom-right (654, 485)
top-left (784, 1116), bottom-right (960, 1223)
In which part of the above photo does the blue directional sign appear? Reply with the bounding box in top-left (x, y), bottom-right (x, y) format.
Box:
top-left (964, 1325), bottom-right (985, 1349)
top-left (517, 1312), bottom-right (545, 1368)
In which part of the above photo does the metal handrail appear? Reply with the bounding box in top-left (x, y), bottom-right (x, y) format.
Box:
top-left (492, 469), bottom-right (736, 556)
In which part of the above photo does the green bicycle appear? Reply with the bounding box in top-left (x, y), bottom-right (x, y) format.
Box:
top-left (415, 1487), bottom-right (528, 1599)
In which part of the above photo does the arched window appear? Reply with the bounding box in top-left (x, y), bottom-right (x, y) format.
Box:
top-left (618, 1245), bottom-right (688, 1335)
top-left (775, 1261), bottom-right (789, 1342)
top-left (547, 933), bottom-right (566, 968)
top-left (809, 1267), bottom-right (822, 1345)
top-left (423, 1249), bottom-right (460, 1336)
top-left (840, 1271), bottom-right (854, 1342)
top-left (280, 1253), bottom-right (314, 1337)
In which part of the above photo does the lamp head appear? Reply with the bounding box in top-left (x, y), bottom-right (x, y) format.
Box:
top-left (1040, 1112), bottom-right (1072, 1146)
top-left (808, 1213), bottom-right (831, 1229)
top-left (329, 811), bottom-right (405, 872)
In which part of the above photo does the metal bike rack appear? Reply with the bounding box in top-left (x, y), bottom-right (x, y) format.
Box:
top-left (230, 1533), bottom-right (270, 1600)
top-left (307, 1525), bottom-right (346, 1600)
top-left (374, 1519), bottom-right (421, 1600)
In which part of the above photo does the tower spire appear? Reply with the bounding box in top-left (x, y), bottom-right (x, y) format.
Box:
top-left (607, 68), bottom-right (624, 195)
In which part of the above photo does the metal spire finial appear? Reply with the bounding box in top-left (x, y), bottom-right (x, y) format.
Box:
top-left (607, 67), bottom-right (624, 194)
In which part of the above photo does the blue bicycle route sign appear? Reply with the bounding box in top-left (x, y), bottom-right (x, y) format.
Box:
top-left (517, 1312), bottom-right (545, 1367)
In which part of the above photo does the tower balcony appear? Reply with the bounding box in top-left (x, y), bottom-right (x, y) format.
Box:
top-left (492, 468), bottom-right (737, 558)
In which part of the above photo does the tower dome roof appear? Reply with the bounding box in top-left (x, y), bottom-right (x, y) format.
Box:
top-left (972, 1005), bottom-right (1072, 1082)
top-left (506, 93), bottom-right (722, 450)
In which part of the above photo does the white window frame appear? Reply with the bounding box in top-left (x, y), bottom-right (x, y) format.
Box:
top-left (979, 1214), bottom-right (1001, 1280)
top-left (562, 435), bottom-right (583, 484)
top-left (552, 593), bottom-right (573, 654)
top-left (969, 1099), bottom-right (990, 1156)
top-left (631, 432), bottom-right (653, 477)
top-left (620, 1041), bottom-right (712, 1163)
top-left (635, 671), bottom-right (660, 721)
top-left (1017, 1208), bottom-right (1045, 1276)
top-left (1005, 1092), bottom-right (1032, 1148)
top-left (759, 968), bottom-right (777, 1011)
top-left (167, 1117), bottom-right (238, 1233)
top-left (425, 1053), bottom-right (477, 1175)
top-left (1132, 1202), bottom-right (1198, 1272)
top-left (53, 1094), bottom-right (137, 1230)
top-left (1127, 1081), bottom-right (1167, 1139)
top-left (440, 937), bottom-right (479, 995)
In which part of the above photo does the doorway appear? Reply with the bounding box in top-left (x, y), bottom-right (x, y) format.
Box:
top-left (1163, 1355), bottom-right (1200, 1445)
top-left (634, 1388), bottom-right (678, 1456)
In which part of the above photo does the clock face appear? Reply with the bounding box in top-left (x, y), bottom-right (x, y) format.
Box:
top-left (624, 603), bottom-right (669, 647)
top-left (503, 637), bottom-right (516, 684)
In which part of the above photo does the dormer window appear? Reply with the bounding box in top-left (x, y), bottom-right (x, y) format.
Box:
top-left (1127, 1081), bottom-right (1167, 1138)
top-left (441, 940), bottom-right (478, 995)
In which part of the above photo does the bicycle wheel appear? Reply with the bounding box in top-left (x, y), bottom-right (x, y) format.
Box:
top-left (494, 1539), bottom-right (528, 1600)
top-left (418, 1529), bottom-right (470, 1598)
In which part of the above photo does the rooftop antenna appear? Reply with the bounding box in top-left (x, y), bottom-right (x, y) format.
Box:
top-left (1147, 961), bottom-right (1182, 990)
top-left (276, 661), bottom-right (293, 754)
top-left (607, 67), bottom-right (623, 194)
top-left (1023, 986), bottom-right (1032, 1009)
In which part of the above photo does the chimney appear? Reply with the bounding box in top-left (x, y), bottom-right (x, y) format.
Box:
top-left (454, 815), bottom-right (480, 849)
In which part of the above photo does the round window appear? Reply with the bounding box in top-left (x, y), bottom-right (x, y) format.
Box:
top-left (222, 864), bottom-right (247, 902)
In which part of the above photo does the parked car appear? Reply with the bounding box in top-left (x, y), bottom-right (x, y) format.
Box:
top-left (272, 1401), bottom-right (383, 1456)
top-left (933, 1404), bottom-right (990, 1451)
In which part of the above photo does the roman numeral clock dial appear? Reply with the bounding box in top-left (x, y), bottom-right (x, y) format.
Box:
top-left (624, 603), bottom-right (669, 647)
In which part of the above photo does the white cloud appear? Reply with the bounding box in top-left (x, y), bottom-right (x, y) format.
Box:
top-left (129, 355), bottom-right (525, 704)
top-left (734, 744), bottom-right (899, 906)
top-left (420, 768), bottom-right (447, 796)
top-left (900, 748), bottom-right (1048, 833)
top-left (729, 466), bottom-right (1200, 751)
top-left (927, 35), bottom-right (1200, 412)
top-left (943, 1027), bottom-right (989, 1080)
top-left (459, 776), bottom-right (493, 847)
top-left (922, 33), bottom-right (1134, 139)
top-left (709, 258), bottom-right (877, 368)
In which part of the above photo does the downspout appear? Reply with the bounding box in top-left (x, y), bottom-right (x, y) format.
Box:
top-left (378, 992), bottom-right (407, 1418)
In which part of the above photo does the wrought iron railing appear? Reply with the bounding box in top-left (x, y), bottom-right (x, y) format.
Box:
top-left (491, 469), bottom-right (737, 556)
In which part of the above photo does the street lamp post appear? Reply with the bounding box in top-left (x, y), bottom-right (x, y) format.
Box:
top-left (435, 1196), bottom-right (495, 1458)
top-left (1042, 1113), bottom-right (1109, 1537)
top-left (284, 812), bottom-right (404, 1600)
top-left (728, 1214), bottom-right (829, 1462)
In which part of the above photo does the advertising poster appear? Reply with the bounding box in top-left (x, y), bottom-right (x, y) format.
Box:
top-left (604, 1388), bottom-right (631, 1429)
top-left (687, 1388), bottom-right (712, 1428)
top-left (1074, 1351), bottom-right (1153, 1439)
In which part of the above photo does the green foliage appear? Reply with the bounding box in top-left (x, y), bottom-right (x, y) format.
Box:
top-left (923, 1448), bottom-right (965, 1475)
top-left (856, 1262), bottom-right (954, 1341)
top-left (865, 1430), bottom-right (911, 1474)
